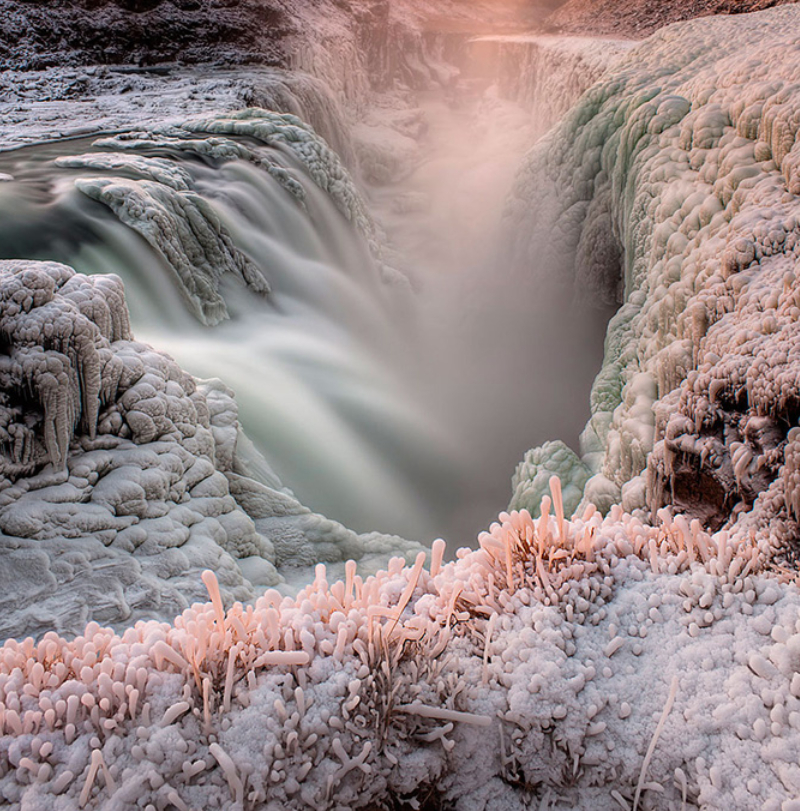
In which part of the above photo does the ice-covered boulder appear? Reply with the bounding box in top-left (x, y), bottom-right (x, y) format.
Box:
top-left (508, 6), bottom-right (800, 560)
top-left (510, 440), bottom-right (590, 518)
top-left (0, 260), bottom-right (425, 640)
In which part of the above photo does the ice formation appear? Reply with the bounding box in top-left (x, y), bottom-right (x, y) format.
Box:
top-left (64, 108), bottom-right (383, 325)
top-left (1, 480), bottom-right (800, 810)
top-left (0, 260), bottom-right (424, 642)
top-left (507, 6), bottom-right (800, 553)
top-left (75, 175), bottom-right (270, 327)
top-left (5, 3), bottom-right (800, 809)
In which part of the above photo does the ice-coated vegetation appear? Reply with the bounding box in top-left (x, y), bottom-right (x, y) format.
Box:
top-left (0, 481), bottom-right (798, 810)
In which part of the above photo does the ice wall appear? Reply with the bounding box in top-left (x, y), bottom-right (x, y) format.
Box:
top-left (507, 6), bottom-right (800, 557)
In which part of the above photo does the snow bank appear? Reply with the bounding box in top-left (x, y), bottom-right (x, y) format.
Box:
top-left (507, 6), bottom-right (800, 561)
top-left (1, 481), bottom-right (799, 810)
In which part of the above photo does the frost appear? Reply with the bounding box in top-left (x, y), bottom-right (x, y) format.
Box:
top-left (0, 261), bottom-right (130, 476)
top-left (54, 153), bottom-right (193, 191)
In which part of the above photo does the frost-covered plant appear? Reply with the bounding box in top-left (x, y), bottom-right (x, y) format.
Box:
top-left (0, 475), bottom-right (796, 810)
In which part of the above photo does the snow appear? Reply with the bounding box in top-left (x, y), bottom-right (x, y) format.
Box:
top-left (2, 2), bottom-right (800, 808)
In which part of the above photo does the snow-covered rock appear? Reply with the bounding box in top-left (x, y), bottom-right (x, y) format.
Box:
top-left (0, 260), bottom-right (425, 641)
top-left (510, 440), bottom-right (590, 518)
top-left (0, 67), bottom-right (354, 172)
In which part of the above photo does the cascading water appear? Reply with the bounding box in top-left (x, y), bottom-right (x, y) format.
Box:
top-left (0, 117), bottom-right (463, 543)
top-left (0, 26), bottom-right (625, 552)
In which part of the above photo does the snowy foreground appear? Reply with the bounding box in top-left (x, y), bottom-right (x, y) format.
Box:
top-left (3, 5), bottom-right (800, 810)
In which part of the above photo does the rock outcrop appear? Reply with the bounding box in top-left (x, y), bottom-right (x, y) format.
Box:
top-left (548, 0), bottom-right (798, 38)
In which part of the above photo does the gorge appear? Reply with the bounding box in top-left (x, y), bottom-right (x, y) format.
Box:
top-left (1, 1), bottom-right (800, 809)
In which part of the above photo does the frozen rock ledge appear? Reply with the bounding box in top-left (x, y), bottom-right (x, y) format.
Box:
top-left (0, 259), bottom-right (424, 641)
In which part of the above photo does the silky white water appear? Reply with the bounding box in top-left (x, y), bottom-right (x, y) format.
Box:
top-left (0, 51), bottom-right (614, 548)
top-left (0, 136), bottom-right (461, 541)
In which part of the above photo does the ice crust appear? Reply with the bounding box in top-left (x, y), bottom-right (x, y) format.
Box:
top-left (1, 492), bottom-right (800, 810)
top-left (507, 7), bottom-right (800, 553)
top-left (0, 261), bottom-right (424, 642)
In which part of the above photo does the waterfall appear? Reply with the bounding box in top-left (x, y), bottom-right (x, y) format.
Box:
top-left (0, 24), bottom-right (633, 551)
top-left (0, 112), bottom-right (462, 542)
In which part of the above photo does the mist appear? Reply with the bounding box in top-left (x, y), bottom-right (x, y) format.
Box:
top-left (366, 36), bottom-right (614, 548)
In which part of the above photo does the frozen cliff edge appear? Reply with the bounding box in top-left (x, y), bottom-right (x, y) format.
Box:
top-left (508, 6), bottom-right (800, 560)
top-left (0, 260), bottom-right (424, 641)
